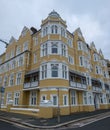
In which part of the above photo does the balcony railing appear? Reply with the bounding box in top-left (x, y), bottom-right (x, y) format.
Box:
top-left (92, 86), bottom-right (102, 92)
top-left (105, 90), bottom-right (110, 94)
top-left (24, 81), bottom-right (38, 89)
top-left (70, 81), bottom-right (87, 90)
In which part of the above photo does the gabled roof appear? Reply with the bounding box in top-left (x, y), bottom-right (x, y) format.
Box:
top-left (9, 36), bottom-right (17, 44)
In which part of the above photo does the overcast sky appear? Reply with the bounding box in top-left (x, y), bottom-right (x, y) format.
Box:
top-left (0, 0), bottom-right (110, 59)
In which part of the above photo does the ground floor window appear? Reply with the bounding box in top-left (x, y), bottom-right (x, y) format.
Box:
top-left (14, 92), bottom-right (20, 106)
top-left (83, 92), bottom-right (87, 104)
top-left (71, 90), bottom-right (77, 105)
top-left (88, 92), bottom-right (93, 104)
top-left (63, 95), bottom-right (68, 106)
top-left (6, 93), bottom-right (12, 104)
top-left (51, 95), bottom-right (58, 106)
top-left (30, 91), bottom-right (37, 106)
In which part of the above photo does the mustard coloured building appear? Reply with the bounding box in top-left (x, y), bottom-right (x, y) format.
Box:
top-left (0, 10), bottom-right (110, 118)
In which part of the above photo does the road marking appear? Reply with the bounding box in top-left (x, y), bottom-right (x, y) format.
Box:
top-left (79, 115), bottom-right (110, 127)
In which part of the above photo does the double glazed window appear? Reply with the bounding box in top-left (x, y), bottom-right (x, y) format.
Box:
top-left (43, 27), bottom-right (48, 36)
top-left (79, 56), bottom-right (84, 66)
top-left (30, 91), bottom-right (37, 106)
top-left (71, 90), bottom-right (77, 105)
top-left (14, 92), bottom-right (20, 106)
top-left (83, 92), bottom-right (87, 104)
top-left (4, 76), bottom-right (8, 87)
top-left (6, 93), bottom-right (12, 104)
top-left (51, 25), bottom-right (58, 34)
top-left (16, 72), bottom-right (22, 85)
top-left (51, 64), bottom-right (58, 77)
top-left (62, 65), bottom-right (67, 79)
top-left (63, 95), bottom-right (68, 106)
top-left (61, 44), bottom-right (66, 56)
top-left (51, 95), bottom-right (58, 106)
top-left (42, 43), bottom-right (48, 56)
top-left (10, 74), bottom-right (14, 86)
top-left (51, 43), bottom-right (58, 54)
top-left (41, 65), bottom-right (47, 79)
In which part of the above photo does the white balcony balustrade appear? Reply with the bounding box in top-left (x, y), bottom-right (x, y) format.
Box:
top-left (70, 81), bottom-right (87, 90)
top-left (24, 81), bottom-right (38, 89)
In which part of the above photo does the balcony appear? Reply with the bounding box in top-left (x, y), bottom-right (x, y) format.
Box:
top-left (105, 90), bottom-right (110, 94)
top-left (24, 81), bottom-right (38, 89)
top-left (92, 86), bottom-right (102, 93)
top-left (70, 81), bottom-right (87, 90)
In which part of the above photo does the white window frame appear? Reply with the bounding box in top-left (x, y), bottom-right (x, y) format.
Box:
top-left (14, 92), bottom-right (20, 106)
top-left (61, 44), bottom-right (67, 57)
top-left (30, 91), bottom-right (37, 106)
top-left (62, 64), bottom-right (67, 79)
top-left (41, 64), bottom-right (47, 79)
top-left (79, 56), bottom-right (84, 66)
top-left (63, 95), bottom-right (68, 106)
top-left (9, 73), bottom-right (14, 86)
top-left (78, 41), bottom-right (82, 50)
top-left (71, 90), bottom-right (77, 105)
top-left (16, 72), bottom-right (22, 85)
top-left (51, 64), bottom-right (59, 77)
top-left (6, 92), bottom-right (12, 104)
top-left (51, 42), bottom-right (58, 54)
top-left (18, 56), bottom-right (23, 66)
top-left (51, 25), bottom-right (58, 34)
top-left (16, 46), bottom-right (21, 55)
top-left (4, 75), bottom-right (8, 87)
top-left (34, 53), bottom-right (37, 64)
top-left (83, 92), bottom-right (87, 105)
top-left (51, 95), bottom-right (58, 106)
top-left (68, 55), bottom-right (74, 64)
top-left (34, 37), bottom-right (38, 46)
top-left (41, 95), bottom-right (47, 101)
top-left (23, 41), bottom-right (28, 51)
top-left (41, 43), bottom-right (48, 57)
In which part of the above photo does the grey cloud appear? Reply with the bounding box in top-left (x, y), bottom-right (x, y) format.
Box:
top-left (0, 0), bottom-right (110, 59)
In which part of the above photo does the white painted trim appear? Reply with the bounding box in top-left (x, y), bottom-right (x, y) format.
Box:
top-left (11, 108), bottom-right (39, 112)
top-left (40, 87), bottom-right (69, 91)
top-left (1, 105), bottom-right (7, 108)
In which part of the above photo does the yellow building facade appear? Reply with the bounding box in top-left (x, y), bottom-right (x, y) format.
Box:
top-left (0, 10), bottom-right (110, 118)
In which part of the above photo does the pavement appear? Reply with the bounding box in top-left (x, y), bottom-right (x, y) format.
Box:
top-left (0, 109), bottom-right (110, 129)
